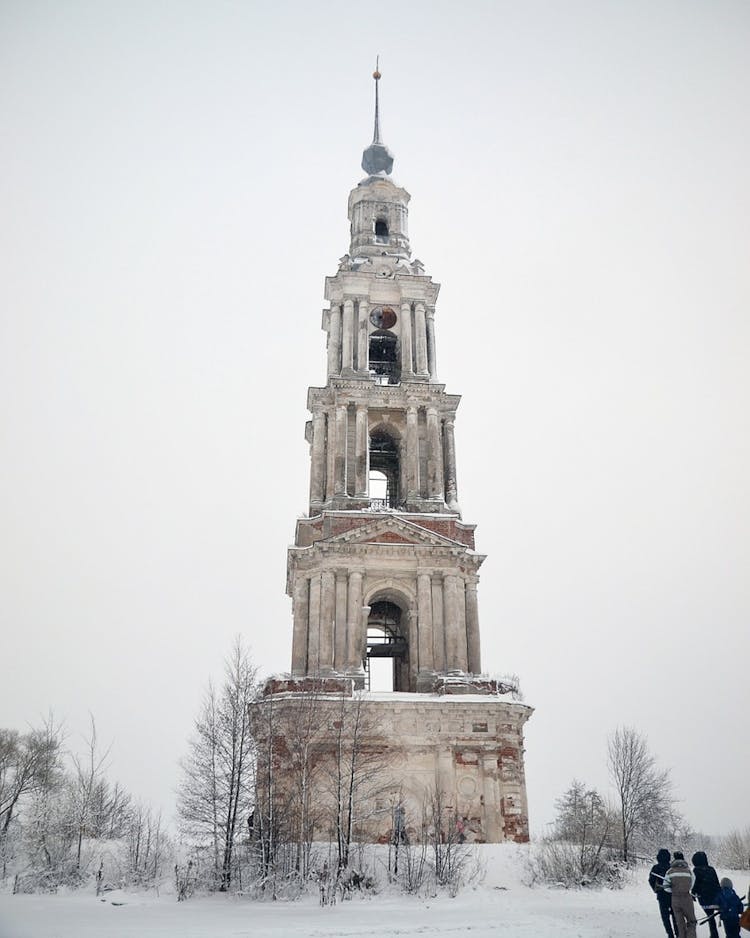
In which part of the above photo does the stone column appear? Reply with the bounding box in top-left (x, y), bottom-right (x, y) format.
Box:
top-left (426, 307), bottom-right (437, 379)
top-left (443, 417), bottom-right (459, 510)
top-left (327, 306), bottom-right (342, 377)
top-left (400, 301), bottom-right (413, 378)
top-left (334, 572), bottom-right (348, 670)
top-left (333, 404), bottom-right (347, 496)
top-left (319, 570), bottom-right (335, 671)
top-left (443, 574), bottom-right (461, 671)
top-left (456, 579), bottom-right (468, 672)
top-left (307, 574), bottom-right (322, 672)
top-left (325, 408), bottom-right (336, 501)
top-left (431, 574), bottom-right (445, 671)
top-left (360, 603), bottom-right (372, 676)
top-left (406, 605), bottom-right (418, 691)
top-left (355, 404), bottom-right (368, 497)
top-left (309, 409), bottom-right (326, 509)
top-left (414, 303), bottom-right (428, 376)
top-left (426, 405), bottom-right (444, 500)
top-left (291, 575), bottom-right (309, 674)
top-left (346, 571), bottom-right (365, 669)
top-left (357, 300), bottom-right (369, 375)
top-left (342, 299), bottom-right (355, 374)
top-left (406, 405), bottom-right (419, 500)
top-left (417, 573), bottom-right (434, 673)
top-left (465, 579), bottom-right (481, 674)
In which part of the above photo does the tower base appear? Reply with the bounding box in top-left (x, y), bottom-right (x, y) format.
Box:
top-left (252, 684), bottom-right (532, 845)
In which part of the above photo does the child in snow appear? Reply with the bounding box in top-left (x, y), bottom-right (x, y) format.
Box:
top-left (663, 851), bottom-right (697, 938)
top-left (715, 877), bottom-right (744, 938)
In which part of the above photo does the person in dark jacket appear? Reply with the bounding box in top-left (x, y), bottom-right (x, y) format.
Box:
top-left (716, 877), bottom-right (744, 938)
top-left (691, 851), bottom-right (721, 938)
top-left (650, 848), bottom-right (676, 938)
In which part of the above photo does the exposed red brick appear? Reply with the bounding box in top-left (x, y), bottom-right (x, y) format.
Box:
top-left (261, 676), bottom-right (353, 697)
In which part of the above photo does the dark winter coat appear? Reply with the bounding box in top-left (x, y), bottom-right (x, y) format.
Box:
top-left (716, 885), bottom-right (744, 925)
top-left (649, 849), bottom-right (671, 904)
top-left (691, 852), bottom-right (721, 907)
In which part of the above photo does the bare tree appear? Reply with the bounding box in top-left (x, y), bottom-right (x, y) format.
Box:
top-left (70, 716), bottom-right (112, 871)
top-left (177, 636), bottom-right (258, 891)
top-left (274, 685), bottom-right (326, 879)
top-left (21, 715), bottom-right (67, 878)
top-left (251, 685), bottom-right (329, 893)
top-left (126, 802), bottom-right (168, 888)
top-left (0, 716), bottom-right (64, 878)
top-left (717, 826), bottom-right (750, 870)
top-left (554, 779), bottom-right (613, 845)
top-left (325, 691), bottom-right (392, 873)
top-left (0, 724), bottom-right (61, 837)
top-left (607, 726), bottom-right (679, 863)
top-left (542, 779), bottom-right (620, 884)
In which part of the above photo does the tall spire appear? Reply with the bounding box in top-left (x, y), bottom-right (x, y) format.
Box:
top-left (361, 59), bottom-right (394, 177)
top-left (372, 56), bottom-right (382, 144)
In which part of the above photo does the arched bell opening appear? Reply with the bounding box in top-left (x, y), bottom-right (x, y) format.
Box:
top-left (365, 600), bottom-right (409, 692)
top-left (374, 217), bottom-right (389, 242)
top-left (369, 427), bottom-right (400, 509)
top-left (369, 329), bottom-right (400, 385)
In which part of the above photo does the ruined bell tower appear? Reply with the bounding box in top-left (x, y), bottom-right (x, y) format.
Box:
top-left (259, 69), bottom-right (532, 844)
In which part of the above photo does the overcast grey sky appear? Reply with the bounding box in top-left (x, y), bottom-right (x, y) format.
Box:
top-left (1, 1), bottom-right (748, 837)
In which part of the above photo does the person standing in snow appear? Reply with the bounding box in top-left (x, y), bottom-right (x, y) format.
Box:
top-left (663, 851), bottom-right (697, 938)
top-left (649, 848), bottom-right (677, 938)
top-left (691, 851), bottom-right (721, 938)
top-left (715, 877), bottom-right (745, 938)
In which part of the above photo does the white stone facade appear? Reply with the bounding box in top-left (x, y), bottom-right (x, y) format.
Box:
top-left (259, 76), bottom-right (532, 844)
top-left (257, 689), bottom-right (532, 844)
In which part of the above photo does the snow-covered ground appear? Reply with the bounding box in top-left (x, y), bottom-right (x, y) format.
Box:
top-left (1, 846), bottom-right (746, 938)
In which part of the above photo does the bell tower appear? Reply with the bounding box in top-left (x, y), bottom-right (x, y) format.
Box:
top-left (259, 68), bottom-right (532, 844)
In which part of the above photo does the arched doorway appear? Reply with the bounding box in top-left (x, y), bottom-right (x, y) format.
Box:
top-left (365, 600), bottom-right (409, 692)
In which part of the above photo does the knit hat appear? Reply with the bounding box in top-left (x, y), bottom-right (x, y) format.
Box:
top-left (720, 877), bottom-right (734, 890)
top-left (673, 851), bottom-right (684, 860)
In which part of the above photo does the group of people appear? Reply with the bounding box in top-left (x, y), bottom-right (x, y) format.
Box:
top-left (649, 849), bottom-right (747, 938)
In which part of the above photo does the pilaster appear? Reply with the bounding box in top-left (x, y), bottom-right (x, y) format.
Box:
top-left (291, 575), bottom-right (309, 674)
top-left (443, 417), bottom-right (459, 511)
top-left (327, 306), bottom-right (342, 377)
top-left (400, 301), bottom-right (413, 379)
top-left (417, 572), bottom-right (434, 674)
top-left (341, 298), bottom-right (355, 375)
top-left (357, 299), bottom-right (369, 376)
top-left (466, 579), bottom-right (481, 674)
top-left (426, 307), bottom-right (437, 379)
top-left (415, 302), bottom-right (428, 376)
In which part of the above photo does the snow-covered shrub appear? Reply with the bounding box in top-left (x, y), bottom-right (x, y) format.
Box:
top-left (526, 840), bottom-right (624, 889)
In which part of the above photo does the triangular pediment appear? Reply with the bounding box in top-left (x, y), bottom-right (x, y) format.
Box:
top-left (323, 516), bottom-right (467, 549)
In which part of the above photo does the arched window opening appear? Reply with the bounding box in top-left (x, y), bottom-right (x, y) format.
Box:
top-left (374, 218), bottom-right (389, 242)
top-left (369, 330), bottom-right (400, 385)
top-left (369, 429), bottom-right (399, 508)
top-left (365, 601), bottom-right (407, 692)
